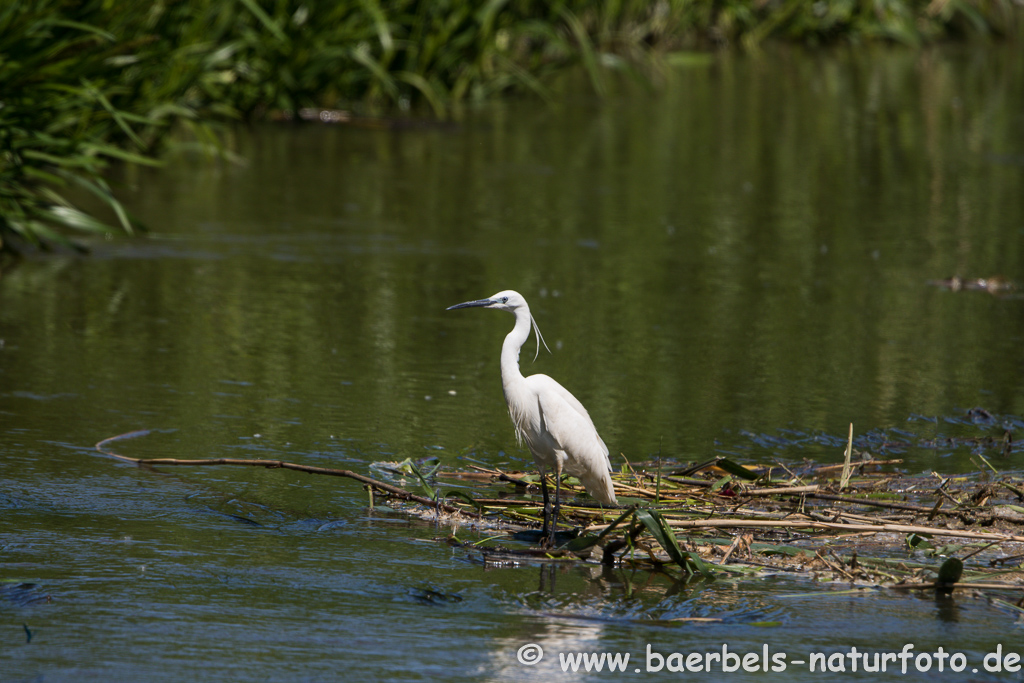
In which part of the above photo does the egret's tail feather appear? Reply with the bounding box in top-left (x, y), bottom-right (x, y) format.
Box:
top-left (579, 469), bottom-right (617, 506)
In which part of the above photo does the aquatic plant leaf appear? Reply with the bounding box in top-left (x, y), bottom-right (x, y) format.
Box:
top-left (564, 535), bottom-right (598, 552)
top-left (565, 505), bottom-right (635, 551)
top-left (404, 459), bottom-right (438, 499)
top-left (906, 533), bottom-right (933, 550)
top-left (636, 509), bottom-right (712, 576)
top-left (418, 457), bottom-right (442, 478)
top-left (714, 458), bottom-right (760, 481)
top-left (752, 543), bottom-right (806, 556)
top-left (710, 475), bottom-right (733, 492)
top-left (933, 544), bottom-right (963, 557)
top-left (444, 490), bottom-right (479, 508)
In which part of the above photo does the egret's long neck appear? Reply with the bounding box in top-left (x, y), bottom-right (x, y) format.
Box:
top-left (500, 306), bottom-right (532, 391)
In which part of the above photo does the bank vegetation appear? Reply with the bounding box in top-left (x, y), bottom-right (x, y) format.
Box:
top-left (2, 0), bottom-right (1021, 254)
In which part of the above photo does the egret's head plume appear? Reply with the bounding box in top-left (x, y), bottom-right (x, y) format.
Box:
top-left (446, 288), bottom-right (551, 360)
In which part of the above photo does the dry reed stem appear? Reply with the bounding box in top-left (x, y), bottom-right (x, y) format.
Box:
top-left (586, 517), bottom-right (1024, 544)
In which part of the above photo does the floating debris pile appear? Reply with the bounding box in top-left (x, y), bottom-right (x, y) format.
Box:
top-left (93, 423), bottom-right (1024, 601)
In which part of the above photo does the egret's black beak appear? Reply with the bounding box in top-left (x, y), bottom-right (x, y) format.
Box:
top-left (446, 298), bottom-right (495, 310)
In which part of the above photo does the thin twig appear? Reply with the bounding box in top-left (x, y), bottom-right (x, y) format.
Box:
top-left (810, 458), bottom-right (903, 473)
top-left (961, 540), bottom-right (1004, 562)
top-left (804, 492), bottom-right (963, 517)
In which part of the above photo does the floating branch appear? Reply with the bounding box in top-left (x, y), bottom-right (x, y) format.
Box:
top-left (95, 433), bottom-right (482, 519)
top-left (94, 430), bottom-right (1024, 595)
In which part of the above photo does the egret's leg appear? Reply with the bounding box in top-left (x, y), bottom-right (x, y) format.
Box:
top-left (550, 462), bottom-right (563, 546)
top-left (539, 472), bottom-right (551, 540)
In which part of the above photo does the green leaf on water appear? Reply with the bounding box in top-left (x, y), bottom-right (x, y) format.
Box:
top-left (752, 543), bottom-right (806, 556)
top-left (714, 458), bottom-right (760, 481)
top-left (444, 490), bottom-right (479, 508)
top-left (565, 505), bottom-right (637, 552)
top-left (710, 475), bottom-right (733, 492)
top-left (636, 509), bottom-right (713, 577)
top-left (393, 458), bottom-right (438, 499)
top-left (906, 533), bottom-right (933, 549)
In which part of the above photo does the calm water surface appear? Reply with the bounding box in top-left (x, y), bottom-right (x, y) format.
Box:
top-left (3, 45), bottom-right (1024, 681)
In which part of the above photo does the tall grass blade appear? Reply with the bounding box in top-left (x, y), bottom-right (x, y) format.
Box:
top-left (235, 0), bottom-right (288, 42)
top-left (558, 6), bottom-right (606, 97)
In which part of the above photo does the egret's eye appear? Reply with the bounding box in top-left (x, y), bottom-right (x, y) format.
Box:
top-left (501, 297), bottom-right (508, 303)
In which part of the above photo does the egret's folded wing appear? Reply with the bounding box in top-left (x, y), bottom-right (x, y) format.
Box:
top-left (531, 376), bottom-right (616, 505)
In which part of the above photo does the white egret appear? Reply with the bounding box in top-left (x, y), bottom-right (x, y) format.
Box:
top-left (447, 290), bottom-right (617, 545)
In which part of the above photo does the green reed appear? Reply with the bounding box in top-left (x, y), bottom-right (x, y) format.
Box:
top-left (1, 0), bottom-right (1019, 254)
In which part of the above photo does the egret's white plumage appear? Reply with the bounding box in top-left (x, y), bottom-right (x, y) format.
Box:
top-left (447, 290), bottom-right (616, 542)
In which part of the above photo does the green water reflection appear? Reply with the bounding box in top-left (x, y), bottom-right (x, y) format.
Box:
top-left (2, 44), bottom-right (1024, 681)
